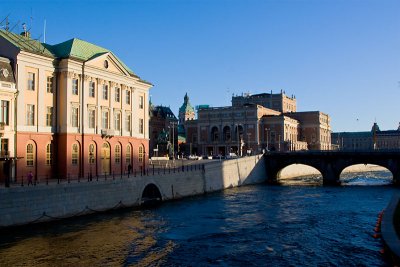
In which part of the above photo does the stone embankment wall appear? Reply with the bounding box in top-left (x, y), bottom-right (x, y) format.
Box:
top-left (381, 193), bottom-right (400, 262)
top-left (0, 155), bottom-right (266, 228)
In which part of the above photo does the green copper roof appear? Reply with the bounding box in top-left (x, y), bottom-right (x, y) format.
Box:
top-left (179, 93), bottom-right (195, 114)
top-left (51, 38), bottom-right (108, 60)
top-left (0, 30), bottom-right (153, 84)
top-left (51, 38), bottom-right (138, 76)
top-left (0, 29), bottom-right (55, 57)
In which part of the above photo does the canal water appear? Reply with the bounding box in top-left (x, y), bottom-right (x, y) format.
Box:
top-left (0, 171), bottom-right (398, 266)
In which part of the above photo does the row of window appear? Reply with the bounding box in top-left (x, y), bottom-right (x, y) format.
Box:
top-left (26, 143), bottom-right (145, 167)
top-left (25, 105), bottom-right (144, 133)
top-left (28, 73), bottom-right (144, 109)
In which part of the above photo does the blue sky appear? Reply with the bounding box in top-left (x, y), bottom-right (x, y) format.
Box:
top-left (2, 0), bottom-right (400, 132)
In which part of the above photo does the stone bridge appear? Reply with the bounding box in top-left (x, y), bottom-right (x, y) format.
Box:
top-left (264, 151), bottom-right (400, 185)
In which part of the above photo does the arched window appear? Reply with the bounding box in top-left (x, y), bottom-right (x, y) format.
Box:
top-left (72, 144), bottom-right (79, 165)
top-left (89, 144), bottom-right (95, 164)
top-left (26, 143), bottom-right (34, 166)
top-left (211, 126), bottom-right (219, 142)
top-left (138, 145), bottom-right (144, 163)
top-left (46, 143), bottom-right (52, 165)
top-left (115, 144), bottom-right (121, 163)
top-left (126, 144), bottom-right (131, 165)
top-left (223, 126), bottom-right (231, 142)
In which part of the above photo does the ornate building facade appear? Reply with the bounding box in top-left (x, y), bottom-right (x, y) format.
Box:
top-left (184, 91), bottom-right (331, 156)
top-left (177, 93), bottom-right (195, 154)
top-left (0, 56), bottom-right (17, 184)
top-left (232, 91), bottom-right (297, 113)
top-left (149, 105), bottom-right (178, 158)
top-left (0, 29), bottom-right (152, 182)
top-left (332, 122), bottom-right (400, 151)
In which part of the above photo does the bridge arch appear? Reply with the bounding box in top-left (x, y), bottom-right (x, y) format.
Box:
top-left (264, 151), bottom-right (400, 185)
top-left (141, 183), bottom-right (162, 206)
top-left (277, 164), bottom-right (323, 184)
top-left (339, 164), bottom-right (393, 185)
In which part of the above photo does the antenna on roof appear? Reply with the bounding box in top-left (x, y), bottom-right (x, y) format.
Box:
top-left (43, 19), bottom-right (46, 43)
top-left (9, 20), bottom-right (20, 32)
top-left (22, 22), bottom-right (27, 34)
top-left (0, 14), bottom-right (10, 30)
top-left (30, 7), bottom-right (33, 30)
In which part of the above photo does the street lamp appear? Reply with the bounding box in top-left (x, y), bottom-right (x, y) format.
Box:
top-left (278, 134), bottom-right (281, 152)
top-left (4, 151), bottom-right (9, 188)
top-left (235, 124), bottom-right (241, 157)
top-left (246, 132), bottom-right (252, 155)
top-left (169, 121), bottom-right (178, 161)
top-left (265, 128), bottom-right (270, 151)
top-left (89, 151), bottom-right (93, 181)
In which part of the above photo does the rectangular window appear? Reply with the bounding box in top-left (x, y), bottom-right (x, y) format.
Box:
top-left (89, 82), bottom-right (95, 97)
top-left (139, 118), bottom-right (144, 134)
top-left (114, 113), bottom-right (120, 130)
top-left (89, 144), bottom-right (95, 164)
top-left (0, 100), bottom-right (9, 125)
top-left (126, 146), bottom-right (131, 165)
top-left (28, 72), bottom-right (35, 91)
top-left (115, 146), bottom-right (121, 164)
top-left (1, 139), bottom-right (8, 157)
top-left (46, 143), bottom-right (52, 165)
top-left (71, 107), bottom-right (79, 127)
top-left (46, 76), bottom-right (53, 93)
top-left (126, 90), bottom-right (130, 105)
top-left (46, 106), bottom-right (53, 127)
top-left (102, 85), bottom-right (108, 100)
top-left (72, 79), bottom-right (79, 95)
top-left (88, 109), bottom-right (95, 128)
top-left (26, 104), bottom-right (35, 126)
top-left (72, 144), bottom-right (78, 165)
top-left (125, 114), bottom-right (131, 131)
top-left (139, 96), bottom-right (144, 109)
top-left (115, 87), bottom-right (120, 102)
top-left (102, 111), bottom-right (109, 129)
top-left (26, 144), bottom-right (34, 166)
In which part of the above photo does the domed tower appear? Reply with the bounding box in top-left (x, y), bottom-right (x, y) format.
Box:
top-left (178, 93), bottom-right (196, 149)
top-left (179, 93), bottom-right (195, 125)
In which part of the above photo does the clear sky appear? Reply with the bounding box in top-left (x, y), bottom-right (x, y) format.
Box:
top-left (1, 0), bottom-right (400, 132)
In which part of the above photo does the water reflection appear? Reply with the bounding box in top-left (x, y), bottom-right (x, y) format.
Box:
top-left (0, 210), bottom-right (171, 266)
top-left (341, 171), bottom-right (392, 186)
top-left (0, 172), bottom-right (396, 266)
top-left (279, 171), bottom-right (392, 186)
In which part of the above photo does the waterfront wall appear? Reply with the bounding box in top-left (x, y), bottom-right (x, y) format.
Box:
top-left (0, 155), bottom-right (265, 227)
top-left (381, 193), bottom-right (400, 262)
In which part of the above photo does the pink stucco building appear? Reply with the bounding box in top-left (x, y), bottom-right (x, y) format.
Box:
top-left (0, 29), bottom-right (152, 182)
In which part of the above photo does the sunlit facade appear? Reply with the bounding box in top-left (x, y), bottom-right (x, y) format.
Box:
top-left (0, 29), bottom-right (152, 181)
top-left (184, 92), bottom-right (331, 156)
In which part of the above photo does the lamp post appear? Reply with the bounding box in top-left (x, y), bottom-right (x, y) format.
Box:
top-left (89, 151), bottom-right (93, 181)
top-left (246, 132), bottom-right (252, 155)
top-left (4, 151), bottom-right (9, 188)
top-left (265, 128), bottom-right (270, 151)
top-left (235, 124), bottom-right (241, 157)
top-left (169, 121), bottom-right (178, 161)
top-left (278, 134), bottom-right (281, 152)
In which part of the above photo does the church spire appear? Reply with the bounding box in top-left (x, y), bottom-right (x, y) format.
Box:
top-left (184, 92), bottom-right (189, 104)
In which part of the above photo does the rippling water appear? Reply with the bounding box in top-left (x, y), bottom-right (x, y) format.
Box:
top-left (0, 171), bottom-right (398, 266)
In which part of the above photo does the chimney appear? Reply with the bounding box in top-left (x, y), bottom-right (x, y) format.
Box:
top-left (20, 23), bottom-right (30, 38)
